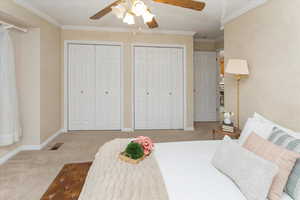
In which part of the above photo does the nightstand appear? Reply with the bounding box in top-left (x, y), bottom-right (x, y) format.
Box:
top-left (212, 127), bottom-right (241, 140)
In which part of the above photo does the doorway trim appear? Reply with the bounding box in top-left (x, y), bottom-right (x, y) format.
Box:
top-left (63, 40), bottom-right (124, 132)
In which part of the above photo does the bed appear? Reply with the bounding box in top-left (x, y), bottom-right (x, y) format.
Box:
top-left (155, 140), bottom-right (293, 200)
top-left (79, 139), bottom-right (293, 200)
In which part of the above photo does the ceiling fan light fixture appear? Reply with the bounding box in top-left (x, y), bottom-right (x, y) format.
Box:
top-left (132, 0), bottom-right (147, 16)
top-left (142, 11), bottom-right (154, 23)
top-left (111, 4), bottom-right (126, 19)
top-left (123, 12), bottom-right (135, 25)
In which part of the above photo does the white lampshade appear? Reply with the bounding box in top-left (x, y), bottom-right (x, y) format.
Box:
top-left (132, 0), bottom-right (147, 16)
top-left (225, 59), bottom-right (249, 75)
top-left (123, 12), bottom-right (135, 25)
top-left (142, 10), bottom-right (154, 23)
top-left (111, 4), bottom-right (126, 19)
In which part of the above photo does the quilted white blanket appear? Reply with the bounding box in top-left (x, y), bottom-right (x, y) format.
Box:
top-left (79, 139), bottom-right (169, 200)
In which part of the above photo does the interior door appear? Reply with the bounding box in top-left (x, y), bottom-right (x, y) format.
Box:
top-left (134, 46), bottom-right (184, 130)
top-left (194, 51), bottom-right (218, 121)
top-left (95, 45), bottom-right (121, 130)
top-left (68, 44), bottom-right (96, 130)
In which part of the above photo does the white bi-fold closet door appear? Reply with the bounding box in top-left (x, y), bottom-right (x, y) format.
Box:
top-left (68, 44), bottom-right (121, 130)
top-left (134, 46), bottom-right (184, 130)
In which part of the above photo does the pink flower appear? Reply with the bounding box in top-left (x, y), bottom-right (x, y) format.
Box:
top-left (133, 136), bottom-right (154, 156)
top-left (143, 149), bottom-right (151, 156)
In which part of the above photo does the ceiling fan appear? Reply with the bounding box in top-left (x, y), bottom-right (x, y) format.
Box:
top-left (90, 0), bottom-right (206, 29)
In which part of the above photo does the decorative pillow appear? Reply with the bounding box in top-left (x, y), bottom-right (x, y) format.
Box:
top-left (239, 117), bottom-right (274, 145)
top-left (238, 118), bottom-right (254, 144)
top-left (254, 112), bottom-right (300, 139)
top-left (268, 127), bottom-right (300, 200)
top-left (212, 136), bottom-right (278, 200)
top-left (243, 133), bottom-right (300, 200)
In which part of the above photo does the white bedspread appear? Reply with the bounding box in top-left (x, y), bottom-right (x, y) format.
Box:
top-left (155, 140), bottom-right (293, 200)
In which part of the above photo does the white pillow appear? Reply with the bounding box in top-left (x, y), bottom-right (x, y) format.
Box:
top-left (254, 112), bottom-right (300, 139)
top-left (212, 136), bottom-right (279, 200)
top-left (239, 117), bottom-right (274, 145)
top-left (239, 118), bottom-right (254, 144)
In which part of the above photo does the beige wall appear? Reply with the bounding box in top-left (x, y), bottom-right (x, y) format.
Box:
top-left (40, 25), bottom-right (61, 143)
top-left (0, 0), bottom-right (61, 158)
top-left (194, 39), bottom-right (224, 51)
top-left (224, 0), bottom-right (300, 131)
top-left (61, 29), bottom-right (194, 129)
top-left (194, 40), bottom-right (216, 51)
top-left (215, 39), bottom-right (224, 50)
top-left (13, 29), bottom-right (41, 145)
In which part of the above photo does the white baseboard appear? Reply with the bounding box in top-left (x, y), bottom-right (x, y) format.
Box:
top-left (0, 146), bottom-right (23, 165)
top-left (40, 129), bottom-right (64, 149)
top-left (61, 128), bottom-right (68, 133)
top-left (22, 145), bottom-right (41, 151)
top-left (0, 128), bottom-right (63, 165)
top-left (122, 128), bottom-right (134, 132)
top-left (184, 127), bottom-right (195, 131)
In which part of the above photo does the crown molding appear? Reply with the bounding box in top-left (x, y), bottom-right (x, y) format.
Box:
top-left (62, 25), bottom-right (196, 36)
top-left (142, 29), bottom-right (196, 36)
top-left (62, 25), bottom-right (136, 33)
top-left (14, 0), bottom-right (61, 27)
top-left (194, 35), bottom-right (224, 43)
top-left (221, 0), bottom-right (268, 27)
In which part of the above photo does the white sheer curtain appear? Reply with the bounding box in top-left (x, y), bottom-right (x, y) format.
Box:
top-left (0, 27), bottom-right (22, 146)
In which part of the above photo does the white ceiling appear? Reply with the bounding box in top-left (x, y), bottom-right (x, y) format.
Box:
top-left (15, 0), bottom-right (268, 39)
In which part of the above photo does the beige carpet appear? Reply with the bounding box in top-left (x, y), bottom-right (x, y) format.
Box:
top-left (0, 122), bottom-right (220, 200)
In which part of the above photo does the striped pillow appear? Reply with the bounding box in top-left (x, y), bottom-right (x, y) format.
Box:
top-left (268, 127), bottom-right (300, 200)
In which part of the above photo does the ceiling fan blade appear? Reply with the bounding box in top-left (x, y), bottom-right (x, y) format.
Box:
top-left (153, 0), bottom-right (205, 11)
top-left (147, 17), bottom-right (159, 29)
top-left (146, 9), bottom-right (158, 29)
top-left (90, 0), bottom-right (122, 20)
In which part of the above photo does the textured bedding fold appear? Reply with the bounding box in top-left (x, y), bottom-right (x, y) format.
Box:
top-left (79, 139), bottom-right (169, 200)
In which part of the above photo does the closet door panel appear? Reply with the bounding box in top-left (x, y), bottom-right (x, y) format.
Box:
top-left (148, 47), bottom-right (160, 129)
top-left (134, 46), bottom-right (184, 130)
top-left (134, 47), bottom-right (149, 129)
top-left (95, 45), bottom-right (121, 130)
top-left (69, 44), bottom-right (95, 130)
top-left (155, 47), bottom-right (172, 129)
top-left (169, 48), bottom-right (184, 129)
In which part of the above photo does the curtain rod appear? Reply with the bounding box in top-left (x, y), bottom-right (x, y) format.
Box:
top-left (0, 20), bottom-right (28, 33)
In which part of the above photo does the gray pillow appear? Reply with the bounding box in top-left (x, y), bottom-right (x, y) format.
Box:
top-left (268, 127), bottom-right (300, 200)
top-left (212, 136), bottom-right (278, 200)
